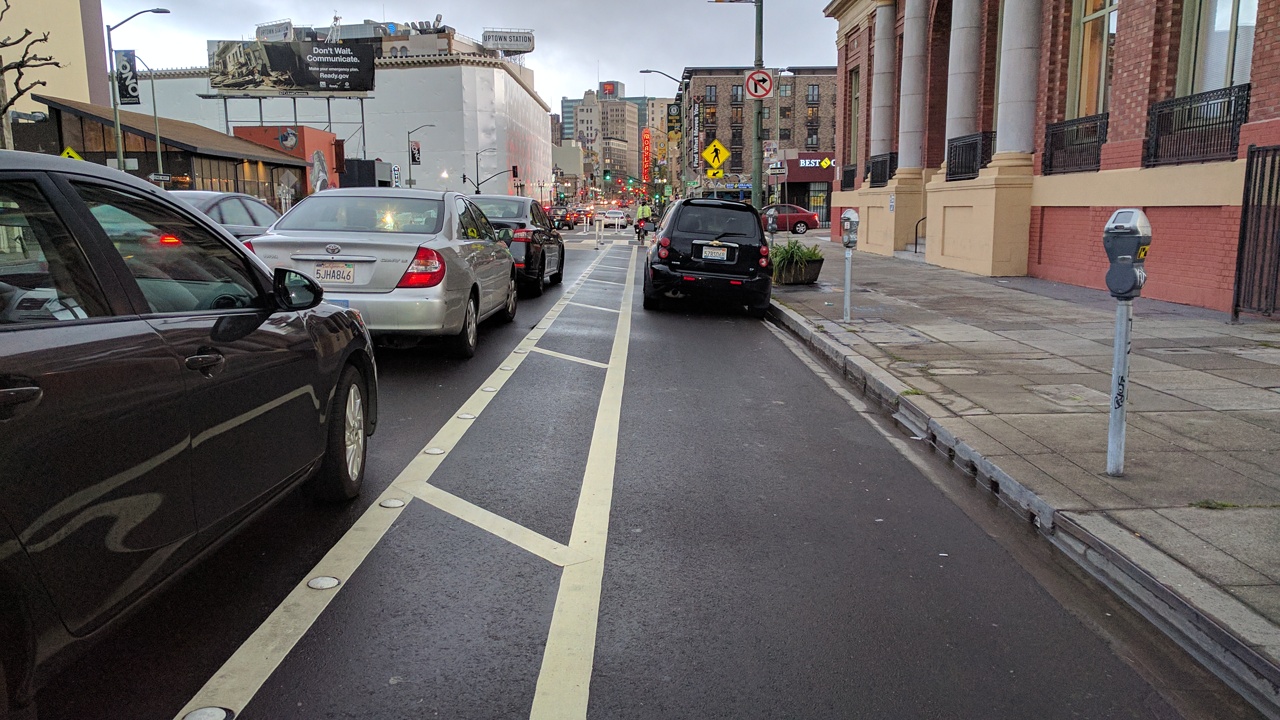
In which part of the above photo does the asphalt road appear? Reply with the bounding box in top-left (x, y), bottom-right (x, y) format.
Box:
top-left (36, 237), bottom-right (1261, 720)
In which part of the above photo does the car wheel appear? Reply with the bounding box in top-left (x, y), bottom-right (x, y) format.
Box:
top-left (499, 273), bottom-right (518, 323)
top-left (525, 257), bottom-right (545, 298)
top-left (642, 271), bottom-right (660, 311)
top-left (550, 250), bottom-right (564, 285)
top-left (451, 293), bottom-right (479, 358)
top-left (793, 221), bottom-right (809, 234)
top-left (311, 364), bottom-right (367, 502)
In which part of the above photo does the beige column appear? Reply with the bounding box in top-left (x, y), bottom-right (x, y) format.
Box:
top-left (869, 0), bottom-right (897, 157)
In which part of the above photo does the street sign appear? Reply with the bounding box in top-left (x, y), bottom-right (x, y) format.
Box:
top-left (148, 172), bottom-right (172, 182)
top-left (701, 138), bottom-right (729, 170)
top-left (745, 69), bottom-right (774, 99)
top-left (768, 163), bottom-right (786, 176)
top-left (686, 180), bottom-right (699, 188)
top-left (60, 146), bottom-right (83, 161)
top-left (707, 168), bottom-right (724, 179)
top-left (410, 141), bottom-right (421, 166)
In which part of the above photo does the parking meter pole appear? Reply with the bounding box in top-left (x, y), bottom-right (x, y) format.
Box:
top-left (1107, 299), bottom-right (1132, 476)
top-left (843, 249), bottom-right (852, 322)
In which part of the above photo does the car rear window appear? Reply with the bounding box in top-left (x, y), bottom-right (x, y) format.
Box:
top-left (473, 198), bottom-right (526, 220)
top-left (675, 205), bottom-right (760, 238)
top-left (275, 196), bottom-right (444, 234)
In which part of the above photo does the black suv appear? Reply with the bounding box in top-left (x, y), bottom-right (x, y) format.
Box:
top-left (643, 198), bottom-right (772, 317)
top-left (548, 205), bottom-right (575, 230)
top-left (0, 152), bottom-right (377, 718)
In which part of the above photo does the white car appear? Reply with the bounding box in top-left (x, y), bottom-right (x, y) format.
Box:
top-left (603, 209), bottom-right (629, 228)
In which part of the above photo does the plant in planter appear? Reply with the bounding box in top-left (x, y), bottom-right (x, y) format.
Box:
top-left (771, 238), bottom-right (825, 285)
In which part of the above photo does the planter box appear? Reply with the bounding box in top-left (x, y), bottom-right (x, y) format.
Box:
top-left (774, 258), bottom-right (824, 285)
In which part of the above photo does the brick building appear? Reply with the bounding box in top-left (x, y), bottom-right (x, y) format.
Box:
top-left (677, 66), bottom-right (838, 211)
top-left (825, 0), bottom-right (1270, 312)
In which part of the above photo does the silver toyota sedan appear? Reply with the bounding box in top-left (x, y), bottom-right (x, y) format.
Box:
top-left (250, 189), bottom-right (518, 357)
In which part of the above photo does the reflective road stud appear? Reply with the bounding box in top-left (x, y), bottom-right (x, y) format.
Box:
top-left (1101, 208), bottom-right (1152, 477)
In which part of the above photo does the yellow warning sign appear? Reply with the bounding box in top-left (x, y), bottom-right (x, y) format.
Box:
top-left (707, 168), bottom-right (724, 179)
top-left (701, 139), bottom-right (729, 170)
top-left (1137, 245), bottom-right (1148, 260)
top-left (60, 146), bottom-right (83, 161)
top-left (820, 157), bottom-right (833, 169)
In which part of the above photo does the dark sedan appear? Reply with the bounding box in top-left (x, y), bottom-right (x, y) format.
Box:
top-left (472, 194), bottom-right (565, 297)
top-left (643, 198), bottom-right (772, 317)
top-left (0, 152), bottom-right (377, 719)
top-left (170, 190), bottom-right (281, 241)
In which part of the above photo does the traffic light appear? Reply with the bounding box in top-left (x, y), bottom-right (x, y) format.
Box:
top-left (604, 170), bottom-right (612, 182)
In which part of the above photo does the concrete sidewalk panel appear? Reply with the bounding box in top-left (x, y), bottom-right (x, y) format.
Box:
top-left (1134, 370), bottom-right (1254, 391)
top-left (1108, 509), bottom-right (1275, 586)
top-left (1067, 451), bottom-right (1280, 506)
top-left (1232, 410), bottom-right (1280, 433)
top-left (1171, 388), bottom-right (1280, 411)
top-left (1134, 412), bottom-right (1280, 452)
top-left (1202, 452), bottom-right (1280, 489)
top-left (1211, 368), bottom-right (1280, 387)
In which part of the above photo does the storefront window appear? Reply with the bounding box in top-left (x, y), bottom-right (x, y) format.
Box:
top-left (1182, 0), bottom-right (1256, 93)
top-left (1071, 0), bottom-right (1119, 117)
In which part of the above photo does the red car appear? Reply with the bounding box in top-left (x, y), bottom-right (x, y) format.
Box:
top-left (761, 204), bottom-right (821, 234)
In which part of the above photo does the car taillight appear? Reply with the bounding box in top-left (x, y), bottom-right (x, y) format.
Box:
top-left (759, 257), bottom-right (770, 268)
top-left (513, 229), bottom-right (535, 241)
top-left (658, 247), bottom-right (669, 259)
top-left (659, 237), bottom-right (670, 247)
top-left (158, 233), bottom-right (182, 246)
top-left (758, 244), bottom-right (769, 257)
top-left (242, 240), bottom-right (255, 253)
top-left (397, 246), bottom-right (445, 288)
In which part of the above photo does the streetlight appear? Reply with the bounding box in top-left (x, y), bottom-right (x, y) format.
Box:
top-left (466, 146), bottom-right (498, 193)
top-left (131, 54), bottom-right (164, 186)
top-left (406, 123), bottom-right (434, 189)
top-left (107, 8), bottom-right (169, 172)
top-left (639, 68), bottom-right (681, 85)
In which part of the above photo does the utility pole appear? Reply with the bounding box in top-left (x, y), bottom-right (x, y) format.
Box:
top-left (751, 0), bottom-right (764, 208)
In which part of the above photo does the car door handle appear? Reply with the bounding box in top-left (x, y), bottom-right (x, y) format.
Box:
top-left (0, 385), bottom-right (42, 407)
top-left (185, 353), bottom-right (226, 374)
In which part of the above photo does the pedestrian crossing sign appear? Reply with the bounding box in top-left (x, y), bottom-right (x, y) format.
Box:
top-left (701, 139), bottom-right (729, 170)
top-left (60, 146), bottom-right (83, 161)
top-left (707, 168), bottom-right (724, 179)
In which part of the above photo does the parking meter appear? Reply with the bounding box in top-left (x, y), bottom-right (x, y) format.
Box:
top-left (841, 210), bottom-right (860, 249)
top-left (1102, 209), bottom-right (1152, 300)
top-left (765, 207), bottom-right (778, 235)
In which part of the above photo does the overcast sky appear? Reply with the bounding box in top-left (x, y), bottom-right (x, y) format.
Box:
top-left (101, 0), bottom-right (837, 108)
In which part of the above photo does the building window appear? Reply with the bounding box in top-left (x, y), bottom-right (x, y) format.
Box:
top-left (731, 84), bottom-right (744, 103)
top-left (780, 128), bottom-right (792, 141)
top-left (780, 84), bottom-right (793, 97)
top-left (705, 85), bottom-right (717, 103)
top-left (731, 128), bottom-right (743, 143)
top-left (780, 106), bottom-right (793, 120)
top-left (730, 150), bottom-right (743, 172)
top-left (806, 127), bottom-right (820, 148)
top-left (1180, 0), bottom-right (1257, 93)
top-left (1070, 0), bottom-right (1119, 117)
top-left (704, 105), bottom-right (718, 124)
top-left (807, 84), bottom-right (820, 104)
top-left (849, 68), bottom-right (861, 167)
top-left (389, 47), bottom-right (398, 57)
top-left (762, 128), bottom-right (771, 139)
top-left (806, 106), bottom-right (820, 121)
top-left (763, 106), bottom-right (771, 120)
top-left (705, 129), bottom-right (717, 144)
top-left (731, 106), bottom-right (744, 125)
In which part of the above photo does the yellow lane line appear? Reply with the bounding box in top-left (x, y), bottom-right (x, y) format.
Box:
top-left (409, 484), bottom-right (589, 567)
top-left (529, 248), bottom-right (637, 720)
top-left (529, 347), bottom-right (611, 370)
top-left (174, 250), bottom-right (616, 720)
top-left (567, 301), bottom-right (622, 314)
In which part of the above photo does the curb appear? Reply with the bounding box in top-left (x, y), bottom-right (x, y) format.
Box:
top-left (766, 299), bottom-right (1280, 720)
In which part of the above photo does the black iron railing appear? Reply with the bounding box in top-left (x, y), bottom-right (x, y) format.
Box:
top-left (946, 131), bottom-right (997, 181)
top-left (1043, 113), bottom-right (1109, 174)
top-left (840, 164), bottom-right (858, 190)
top-left (868, 152), bottom-right (897, 188)
top-left (1144, 84), bottom-right (1251, 167)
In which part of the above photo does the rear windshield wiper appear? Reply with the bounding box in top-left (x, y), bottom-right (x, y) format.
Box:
top-left (711, 232), bottom-right (751, 242)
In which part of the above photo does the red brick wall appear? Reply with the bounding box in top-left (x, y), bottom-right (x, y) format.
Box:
top-left (977, 0), bottom-right (1002, 132)
top-left (833, 22), bottom-right (873, 241)
top-left (1029, 205), bottom-right (1240, 310)
top-left (924, 0), bottom-right (952, 167)
top-left (1034, 0), bottom-right (1074, 171)
top-left (1097, 0), bottom-right (1182, 169)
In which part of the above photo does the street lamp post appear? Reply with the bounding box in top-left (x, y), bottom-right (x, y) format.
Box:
top-left (406, 123), bottom-right (434, 188)
top-left (640, 68), bottom-right (687, 200)
top-left (107, 8), bottom-right (169, 172)
top-left (468, 146), bottom-right (498, 193)
top-left (131, 54), bottom-right (164, 186)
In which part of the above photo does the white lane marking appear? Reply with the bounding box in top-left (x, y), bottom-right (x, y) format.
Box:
top-left (583, 278), bottom-right (625, 286)
top-left (567, 301), bottom-right (621, 314)
top-left (529, 249), bottom-right (637, 719)
top-left (174, 250), bottom-right (617, 720)
top-left (529, 347), bottom-right (611, 370)
top-left (409, 484), bottom-right (589, 567)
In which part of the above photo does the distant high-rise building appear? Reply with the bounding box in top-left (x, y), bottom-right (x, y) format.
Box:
top-left (561, 97), bottom-right (582, 142)
top-left (599, 81), bottom-right (625, 100)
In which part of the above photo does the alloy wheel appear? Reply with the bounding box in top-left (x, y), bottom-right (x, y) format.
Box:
top-left (344, 384), bottom-right (365, 480)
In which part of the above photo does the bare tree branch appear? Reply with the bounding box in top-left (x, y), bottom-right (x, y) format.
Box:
top-left (0, 31), bottom-right (63, 119)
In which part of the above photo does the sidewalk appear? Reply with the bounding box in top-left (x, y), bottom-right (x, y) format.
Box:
top-left (767, 241), bottom-right (1280, 718)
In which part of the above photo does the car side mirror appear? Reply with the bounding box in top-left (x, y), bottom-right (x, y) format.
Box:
top-left (497, 227), bottom-right (514, 245)
top-left (274, 268), bottom-right (324, 311)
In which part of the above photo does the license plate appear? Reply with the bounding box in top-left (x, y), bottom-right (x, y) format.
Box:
top-left (315, 262), bottom-right (355, 284)
top-left (702, 246), bottom-right (728, 261)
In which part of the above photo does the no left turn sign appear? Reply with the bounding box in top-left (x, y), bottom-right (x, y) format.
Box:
top-left (745, 69), bottom-right (774, 99)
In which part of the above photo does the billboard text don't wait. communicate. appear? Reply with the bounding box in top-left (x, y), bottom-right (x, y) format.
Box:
top-left (208, 40), bottom-right (375, 95)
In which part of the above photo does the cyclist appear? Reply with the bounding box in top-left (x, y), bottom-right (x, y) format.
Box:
top-left (635, 201), bottom-right (654, 241)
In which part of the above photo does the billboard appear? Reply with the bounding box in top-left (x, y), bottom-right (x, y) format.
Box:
top-left (114, 50), bottom-right (140, 106)
top-left (208, 40), bottom-right (375, 95)
top-left (481, 30), bottom-right (535, 53)
top-left (255, 20), bottom-right (293, 42)
top-left (641, 128), bottom-right (652, 183)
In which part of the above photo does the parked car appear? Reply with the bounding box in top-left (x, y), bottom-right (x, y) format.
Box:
top-left (249, 188), bottom-right (518, 356)
top-left (761, 203), bottom-right (821, 235)
top-left (603, 209), bottom-right (629, 228)
top-left (472, 195), bottom-right (565, 298)
top-left (169, 190), bottom-right (281, 241)
top-left (0, 151), bottom-right (378, 719)
top-left (548, 205), bottom-right (576, 230)
top-left (643, 198), bottom-right (772, 317)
